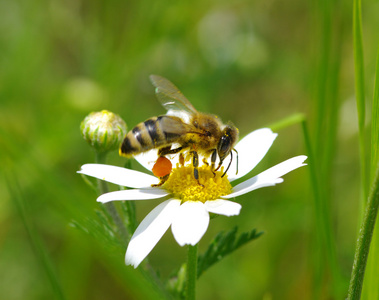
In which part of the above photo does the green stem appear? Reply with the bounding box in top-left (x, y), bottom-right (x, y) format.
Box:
top-left (186, 244), bottom-right (198, 300)
top-left (348, 163), bottom-right (379, 299)
top-left (95, 152), bottom-right (128, 243)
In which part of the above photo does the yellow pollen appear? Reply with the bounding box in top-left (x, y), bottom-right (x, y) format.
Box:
top-left (163, 164), bottom-right (232, 203)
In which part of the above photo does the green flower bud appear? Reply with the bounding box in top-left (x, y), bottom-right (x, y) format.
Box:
top-left (81, 110), bottom-right (127, 153)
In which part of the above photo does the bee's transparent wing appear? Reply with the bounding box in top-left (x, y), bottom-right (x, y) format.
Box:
top-left (159, 116), bottom-right (195, 136)
top-left (150, 75), bottom-right (198, 115)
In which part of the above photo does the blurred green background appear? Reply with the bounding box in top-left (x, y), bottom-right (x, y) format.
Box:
top-left (1, 0), bottom-right (379, 299)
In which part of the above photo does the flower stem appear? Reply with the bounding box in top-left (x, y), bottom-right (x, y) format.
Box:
top-left (186, 244), bottom-right (198, 300)
top-left (348, 163), bottom-right (379, 299)
top-left (95, 152), bottom-right (128, 243)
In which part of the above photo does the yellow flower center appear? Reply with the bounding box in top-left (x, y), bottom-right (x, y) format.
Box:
top-left (163, 164), bottom-right (232, 203)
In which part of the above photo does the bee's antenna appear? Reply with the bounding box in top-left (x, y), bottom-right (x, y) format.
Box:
top-left (221, 151), bottom-right (233, 178)
top-left (233, 148), bottom-right (238, 175)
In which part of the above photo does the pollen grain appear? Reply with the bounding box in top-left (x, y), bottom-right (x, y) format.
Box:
top-left (163, 164), bottom-right (232, 203)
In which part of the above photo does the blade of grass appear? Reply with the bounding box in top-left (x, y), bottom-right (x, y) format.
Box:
top-left (309, 0), bottom-right (345, 296)
top-left (7, 175), bottom-right (66, 300)
top-left (369, 47), bottom-right (379, 182)
top-left (353, 0), bottom-right (368, 206)
top-left (313, 0), bottom-right (331, 158)
top-left (302, 120), bottom-right (341, 299)
top-left (301, 120), bottom-right (322, 299)
top-left (321, 13), bottom-right (343, 186)
top-left (266, 109), bottom-right (343, 298)
top-left (267, 113), bottom-right (305, 132)
top-left (361, 45), bottom-right (379, 300)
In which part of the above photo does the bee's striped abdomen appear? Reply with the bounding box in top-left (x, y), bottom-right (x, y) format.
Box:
top-left (144, 118), bottom-right (161, 145)
top-left (120, 116), bottom-right (184, 156)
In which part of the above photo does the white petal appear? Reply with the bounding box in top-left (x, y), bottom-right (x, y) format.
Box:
top-left (223, 155), bottom-right (307, 198)
top-left (125, 199), bottom-right (181, 268)
top-left (97, 188), bottom-right (169, 203)
top-left (78, 164), bottom-right (158, 188)
top-left (228, 128), bottom-right (278, 182)
top-left (204, 199), bottom-right (242, 216)
top-left (171, 201), bottom-right (210, 246)
top-left (134, 149), bottom-right (160, 172)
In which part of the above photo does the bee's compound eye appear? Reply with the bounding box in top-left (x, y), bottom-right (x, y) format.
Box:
top-left (152, 156), bottom-right (172, 178)
top-left (218, 134), bottom-right (231, 154)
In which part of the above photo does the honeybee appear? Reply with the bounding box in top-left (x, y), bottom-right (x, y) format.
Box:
top-left (120, 75), bottom-right (239, 185)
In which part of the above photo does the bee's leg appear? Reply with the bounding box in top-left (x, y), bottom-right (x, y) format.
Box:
top-left (151, 174), bottom-right (170, 187)
top-left (202, 158), bottom-right (209, 166)
top-left (158, 146), bottom-right (172, 157)
top-left (191, 150), bottom-right (204, 187)
top-left (159, 146), bottom-right (184, 156)
top-left (179, 153), bottom-right (185, 166)
top-left (210, 149), bottom-right (217, 176)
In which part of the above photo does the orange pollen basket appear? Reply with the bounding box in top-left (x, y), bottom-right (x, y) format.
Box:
top-left (152, 156), bottom-right (173, 177)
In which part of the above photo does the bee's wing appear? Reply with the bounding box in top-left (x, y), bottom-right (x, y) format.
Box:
top-left (150, 75), bottom-right (198, 115)
top-left (159, 116), bottom-right (196, 136)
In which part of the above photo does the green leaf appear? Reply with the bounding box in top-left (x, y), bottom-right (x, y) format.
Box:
top-left (197, 227), bottom-right (263, 278)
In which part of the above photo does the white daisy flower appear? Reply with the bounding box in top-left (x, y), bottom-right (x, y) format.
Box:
top-left (78, 128), bottom-right (307, 268)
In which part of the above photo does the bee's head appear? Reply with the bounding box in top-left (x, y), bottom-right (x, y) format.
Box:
top-left (216, 124), bottom-right (239, 174)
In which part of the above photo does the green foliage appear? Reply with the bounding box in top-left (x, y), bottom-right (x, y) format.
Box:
top-left (7, 176), bottom-right (66, 300)
top-left (167, 228), bottom-right (263, 299)
top-left (166, 264), bottom-right (186, 300)
top-left (197, 227), bottom-right (263, 278)
top-left (70, 209), bottom-right (125, 257)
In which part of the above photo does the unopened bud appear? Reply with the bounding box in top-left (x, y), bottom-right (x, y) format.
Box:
top-left (80, 110), bottom-right (127, 153)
